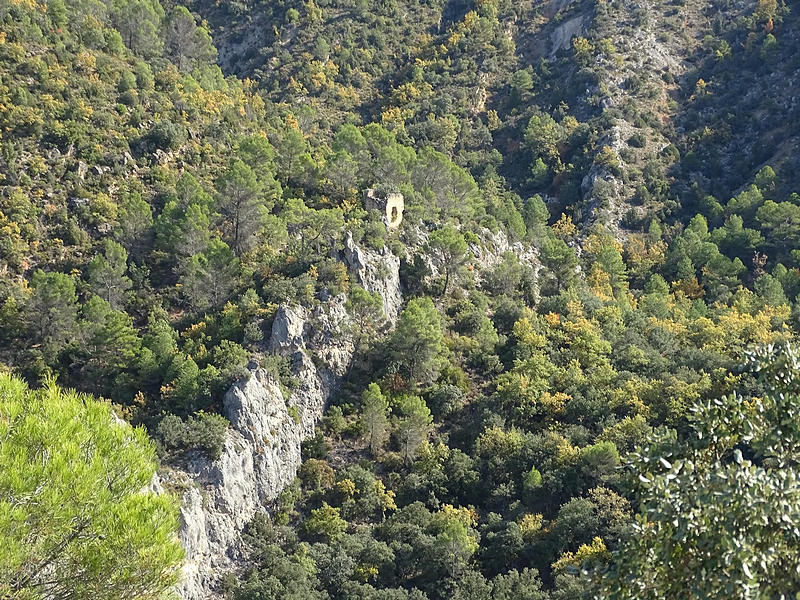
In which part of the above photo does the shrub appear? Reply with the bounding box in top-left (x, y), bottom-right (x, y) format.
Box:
top-left (144, 121), bottom-right (185, 151)
top-left (628, 132), bottom-right (646, 148)
top-left (156, 410), bottom-right (229, 460)
top-left (427, 384), bottom-right (466, 419)
top-left (304, 502), bottom-right (347, 541)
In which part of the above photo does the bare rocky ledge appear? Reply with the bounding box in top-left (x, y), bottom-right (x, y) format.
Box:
top-left (170, 235), bottom-right (400, 599)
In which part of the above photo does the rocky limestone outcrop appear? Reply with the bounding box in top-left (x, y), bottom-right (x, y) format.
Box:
top-left (269, 301), bottom-right (354, 436)
top-left (468, 227), bottom-right (540, 274)
top-left (173, 235), bottom-right (399, 599)
top-left (409, 225), bottom-right (540, 292)
top-left (576, 0), bottom-right (688, 232)
top-left (176, 369), bottom-right (299, 598)
top-left (342, 232), bottom-right (403, 322)
top-left (550, 15), bottom-right (585, 57)
top-left (173, 297), bottom-right (355, 599)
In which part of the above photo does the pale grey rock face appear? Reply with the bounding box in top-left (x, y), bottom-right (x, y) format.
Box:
top-left (469, 228), bottom-right (540, 301)
top-left (269, 305), bottom-right (307, 354)
top-left (307, 300), bottom-right (354, 378)
top-left (147, 472), bottom-right (165, 495)
top-left (175, 370), bottom-right (300, 600)
top-left (342, 232), bottom-right (402, 322)
top-left (177, 486), bottom-right (209, 595)
top-left (469, 228), bottom-right (539, 273)
top-left (550, 15), bottom-right (585, 57)
top-left (171, 236), bottom-right (401, 599)
top-left (169, 227), bottom-right (536, 599)
top-left (272, 300), bottom-right (354, 438)
top-left (172, 297), bottom-right (359, 600)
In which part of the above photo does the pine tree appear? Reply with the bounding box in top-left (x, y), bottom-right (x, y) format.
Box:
top-left (87, 240), bottom-right (132, 309)
top-left (361, 383), bottom-right (390, 455)
top-left (390, 297), bottom-right (446, 387)
top-left (0, 374), bottom-right (183, 599)
top-left (394, 395), bottom-right (433, 464)
top-left (27, 271), bottom-right (79, 361)
top-left (428, 225), bottom-right (469, 296)
top-left (216, 160), bottom-right (266, 255)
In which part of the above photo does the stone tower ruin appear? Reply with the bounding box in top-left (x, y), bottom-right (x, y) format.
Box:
top-left (363, 189), bottom-right (404, 229)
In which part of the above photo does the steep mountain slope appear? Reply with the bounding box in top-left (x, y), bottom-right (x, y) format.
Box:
top-left (2, 0), bottom-right (800, 599)
top-left (192, 0), bottom-right (800, 234)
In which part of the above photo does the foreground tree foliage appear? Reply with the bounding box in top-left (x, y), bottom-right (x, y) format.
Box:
top-left (595, 343), bottom-right (800, 599)
top-left (0, 373), bottom-right (183, 600)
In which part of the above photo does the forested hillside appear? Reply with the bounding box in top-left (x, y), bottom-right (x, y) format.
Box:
top-left (1, 0), bottom-right (800, 598)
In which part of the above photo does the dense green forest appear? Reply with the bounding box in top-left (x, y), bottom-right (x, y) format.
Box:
top-left (2, 0), bottom-right (800, 597)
